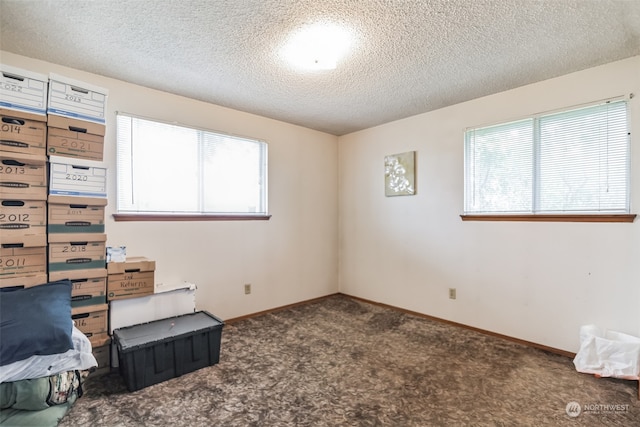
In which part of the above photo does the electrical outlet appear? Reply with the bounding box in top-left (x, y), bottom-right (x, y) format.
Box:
top-left (449, 288), bottom-right (456, 300)
top-left (244, 283), bottom-right (251, 295)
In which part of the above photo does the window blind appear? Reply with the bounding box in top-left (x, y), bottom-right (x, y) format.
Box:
top-left (464, 99), bottom-right (629, 214)
top-left (116, 113), bottom-right (267, 215)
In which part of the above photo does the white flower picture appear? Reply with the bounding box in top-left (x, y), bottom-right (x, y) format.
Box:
top-left (384, 151), bottom-right (415, 196)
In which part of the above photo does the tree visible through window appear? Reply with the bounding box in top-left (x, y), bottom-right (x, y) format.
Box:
top-left (116, 114), bottom-right (267, 216)
top-left (464, 100), bottom-right (629, 215)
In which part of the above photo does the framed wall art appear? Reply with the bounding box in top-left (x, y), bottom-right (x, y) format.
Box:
top-left (384, 151), bottom-right (415, 196)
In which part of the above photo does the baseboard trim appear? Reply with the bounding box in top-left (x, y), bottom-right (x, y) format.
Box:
top-left (223, 292), bottom-right (575, 359)
top-left (341, 293), bottom-right (576, 359)
top-left (224, 293), bottom-right (340, 324)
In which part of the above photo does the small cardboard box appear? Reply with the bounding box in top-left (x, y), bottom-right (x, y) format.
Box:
top-left (0, 241), bottom-right (46, 278)
top-left (89, 332), bottom-right (111, 349)
top-left (71, 303), bottom-right (108, 338)
top-left (0, 152), bottom-right (47, 200)
top-left (107, 257), bottom-right (155, 301)
top-left (46, 114), bottom-right (105, 161)
top-left (49, 267), bottom-right (107, 307)
top-left (0, 199), bottom-right (46, 240)
top-left (1, 109), bottom-right (47, 157)
top-left (47, 74), bottom-right (107, 124)
top-left (0, 65), bottom-right (48, 116)
top-left (92, 343), bottom-right (111, 376)
top-left (48, 233), bottom-right (106, 272)
top-left (0, 273), bottom-right (47, 289)
top-left (47, 195), bottom-right (106, 234)
top-left (48, 155), bottom-right (107, 198)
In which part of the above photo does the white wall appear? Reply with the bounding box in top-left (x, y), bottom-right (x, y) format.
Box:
top-left (1, 51), bottom-right (339, 320)
top-left (339, 56), bottom-right (640, 353)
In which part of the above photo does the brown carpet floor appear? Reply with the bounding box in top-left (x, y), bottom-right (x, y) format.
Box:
top-left (59, 294), bottom-right (640, 426)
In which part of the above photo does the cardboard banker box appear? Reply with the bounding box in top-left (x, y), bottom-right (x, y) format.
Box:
top-left (0, 199), bottom-right (46, 240)
top-left (47, 114), bottom-right (105, 161)
top-left (0, 65), bottom-right (48, 116)
top-left (47, 195), bottom-right (107, 234)
top-left (48, 156), bottom-right (107, 198)
top-left (71, 303), bottom-right (108, 338)
top-left (0, 241), bottom-right (46, 279)
top-left (49, 267), bottom-right (107, 307)
top-left (47, 73), bottom-right (107, 124)
top-left (48, 233), bottom-right (107, 272)
top-left (107, 257), bottom-right (155, 301)
top-left (0, 152), bottom-right (47, 200)
top-left (92, 343), bottom-right (111, 376)
top-left (0, 108), bottom-right (47, 157)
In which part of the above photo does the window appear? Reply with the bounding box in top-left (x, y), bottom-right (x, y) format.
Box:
top-left (116, 113), bottom-right (268, 218)
top-left (464, 99), bottom-right (630, 217)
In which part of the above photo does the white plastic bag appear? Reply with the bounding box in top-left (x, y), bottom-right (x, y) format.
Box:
top-left (573, 324), bottom-right (640, 379)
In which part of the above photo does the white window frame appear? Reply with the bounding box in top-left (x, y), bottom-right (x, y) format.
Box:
top-left (115, 113), bottom-right (269, 221)
top-left (462, 97), bottom-right (634, 223)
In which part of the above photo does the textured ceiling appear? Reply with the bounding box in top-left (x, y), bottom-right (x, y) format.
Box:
top-left (1, 0), bottom-right (639, 136)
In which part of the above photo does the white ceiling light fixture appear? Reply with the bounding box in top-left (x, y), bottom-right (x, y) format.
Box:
top-left (281, 23), bottom-right (353, 71)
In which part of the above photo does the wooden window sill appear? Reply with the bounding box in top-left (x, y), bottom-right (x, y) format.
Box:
top-left (113, 213), bottom-right (272, 222)
top-left (460, 214), bottom-right (636, 223)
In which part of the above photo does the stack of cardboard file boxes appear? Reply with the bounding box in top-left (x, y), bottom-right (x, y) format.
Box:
top-left (0, 65), bottom-right (110, 375)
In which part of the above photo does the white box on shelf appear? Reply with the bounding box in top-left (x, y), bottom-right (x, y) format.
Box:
top-left (0, 64), bottom-right (48, 116)
top-left (47, 73), bottom-right (108, 124)
top-left (48, 155), bottom-right (107, 198)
